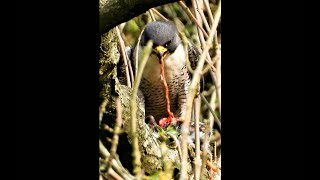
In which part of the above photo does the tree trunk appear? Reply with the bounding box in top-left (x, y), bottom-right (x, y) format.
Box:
top-left (99, 0), bottom-right (179, 34)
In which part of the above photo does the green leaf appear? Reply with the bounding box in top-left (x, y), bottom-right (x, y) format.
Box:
top-left (166, 125), bottom-right (176, 131)
top-left (149, 171), bottom-right (161, 180)
top-left (166, 125), bottom-right (179, 137)
top-left (155, 125), bottom-right (165, 134)
top-left (124, 20), bottom-right (139, 33)
top-left (159, 133), bottom-right (169, 142)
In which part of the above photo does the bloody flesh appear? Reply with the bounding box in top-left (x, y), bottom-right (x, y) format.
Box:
top-left (158, 56), bottom-right (177, 127)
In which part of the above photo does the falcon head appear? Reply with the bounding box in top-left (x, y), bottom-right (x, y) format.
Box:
top-left (140, 21), bottom-right (182, 62)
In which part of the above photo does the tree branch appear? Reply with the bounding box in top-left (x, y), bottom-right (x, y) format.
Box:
top-left (100, 28), bottom-right (183, 176)
top-left (130, 40), bottom-right (153, 178)
top-left (99, 0), bottom-right (179, 34)
top-left (179, 10), bottom-right (220, 179)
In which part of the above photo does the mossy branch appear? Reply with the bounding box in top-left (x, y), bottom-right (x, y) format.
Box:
top-left (130, 40), bottom-right (153, 177)
top-left (99, 0), bottom-right (179, 34)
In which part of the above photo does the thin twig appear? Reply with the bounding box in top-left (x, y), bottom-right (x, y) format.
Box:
top-left (178, 1), bottom-right (215, 75)
top-left (214, 31), bottom-right (219, 46)
top-left (178, 1), bottom-right (209, 38)
top-left (206, 160), bottom-right (219, 172)
top-left (151, 8), bottom-right (169, 21)
top-left (179, 21), bottom-right (218, 180)
top-left (130, 40), bottom-right (153, 178)
top-left (116, 26), bottom-right (133, 88)
top-left (204, 0), bottom-right (214, 27)
top-left (191, 0), bottom-right (214, 74)
top-left (201, 92), bottom-right (221, 130)
top-left (190, 0), bottom-right (216, 77)
top-left (99, 98), bottom-right (109, 123)
top-left (202, 85), bottom-right (215, 97)
top-left (206, 58), bottom-right (216, 72)
top-left (197, 9), bottom-right (210, 36)
top-left (100, 172), bottom-right (109, 180)
top-left (180, 32), bottom-right (194, 74)
top-left (214, 141), bottom-right (217, 162)
top-left (208, 86), bottom-right (219, 179)
top-left (200, 119), bottom-right (211, 179)
top-left (99, 143), bottom-right (135, 180)
top-left (195, 0), bottom-right (211, 33)
top-left (100, 159), bottom-right (125, 180)
top-left (177, 3), bottom-right (192, 25)
top-left (194, 97), bottom-right (201, 180)
top-left (213, 32), bottom-right (221, 116)
top-left (118, 23), bottom-right (129, 46)
top-left (202, 50), bottom-right (219, 75)
top-left (126, 53), bottom-right (135, 86)
top-left (209, 70), bottom-right (220, 118)
top-left (106, 98), bottom-right (123, 173)
top-left (103, 124), bottom-right (114, 133)
top-left (203, 0), bottom-right (221, 119)
top-left (107, 168), bottom-right (124, 180)
top-left (200, 91), bottom-right (221, 177)
top-left (208, 86), bottom-right (216, 130)
top-left (209, 154), bottom-right (214, 179)
top-left (217, 154), bottom-right (221, 170)
top-left (134, 27), bottom-right (146, 77)
top-left (99, 140), bottom-right (110, 159)
top-left (121, 27), bottom-right (135, 86)
top-left (194, 0), bottom-right (219, 76)
top-left (215, 48), bottom-right (221, 117)
top-left (148, 9), bottom-right (156, 21)
top-left (189, 173), bottom-right (195, 180)
top-left (168, 3), bottom-right (180, 24)
top-left (117, 25), bottom-right (135, 85)
top-left (205, 39), bottom-right (220, 74)
top-left (209, 130), bottom-right (221, 147)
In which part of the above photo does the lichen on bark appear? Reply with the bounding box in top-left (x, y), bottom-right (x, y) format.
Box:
top-left (99, 27), bottom-right (182, 175)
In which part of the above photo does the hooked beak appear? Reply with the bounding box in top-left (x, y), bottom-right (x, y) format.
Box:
top-left (153, 45), bottom-right (168, 63)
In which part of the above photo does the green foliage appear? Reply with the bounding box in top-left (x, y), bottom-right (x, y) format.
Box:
top-left (166, 125), bottom-right (179, 137)
top-left (149, 171), bottom-right (161, 180)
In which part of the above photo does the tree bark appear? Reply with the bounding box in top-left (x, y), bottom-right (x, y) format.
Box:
top-left (99, 0), bottom-right (179, 34)
top-left (99, 28), bottom-right (182, 175)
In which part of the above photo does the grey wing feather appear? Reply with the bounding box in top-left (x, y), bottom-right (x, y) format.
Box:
top-left (188, 42), bottom-right (200, 70)
top-left (187, 41), bottom-right (204, 92)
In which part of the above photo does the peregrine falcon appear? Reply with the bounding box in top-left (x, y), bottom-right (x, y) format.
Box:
top-left (118, 21), bottom-right (200, 127)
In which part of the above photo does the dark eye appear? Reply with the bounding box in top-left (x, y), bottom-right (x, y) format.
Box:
top-left (164, 40), bottom-right (172, 47)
